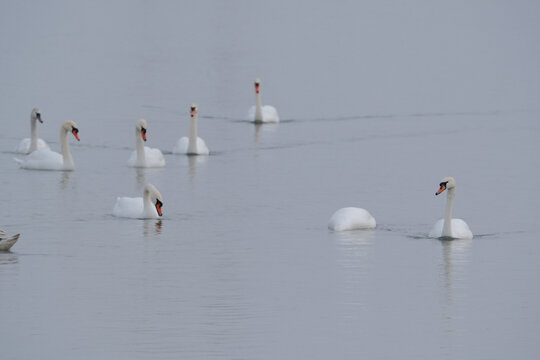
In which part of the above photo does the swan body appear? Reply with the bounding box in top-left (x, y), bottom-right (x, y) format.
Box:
top-left (16, 107), bottom-right (50, 154)
top-left (249, 78), bottom-right (279, 123)
top-left (16, 121), bottom-right (80, 171)
top-left (172, 104), bottom-right (209, 155)
top-left (128, 119), bottom-right (166, 168)
top-left (0, 230), bottom-right (20, 251)
top-left (328, 207), bottom-right (376, 231)
top-left (429, 177), bottom-right (473, 239)
top-left (113, 183), bottom-right (164, 219)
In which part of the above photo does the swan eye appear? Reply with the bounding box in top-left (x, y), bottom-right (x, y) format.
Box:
top-left (155, 199), bottom-right (163, 207)
top-left (439, 181), bottom-right (448, 187)
top-left (72, 127), bottom-right (78, 134)
top-left (141, 127), bottom-right (146, 133)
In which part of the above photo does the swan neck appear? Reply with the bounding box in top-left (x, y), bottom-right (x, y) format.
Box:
top-left (143, 187), bottom-right (154, 216)
top-left (442, 188), bottom-right (456, 237)
top-left (188, 115), bottom-right (198, 154)
top-left (136, 129), bottom-right (145, 163)
top-left (30, 116), bottom-right (38, 152)
top-left (255, 92), bottom-right (263, 122)
top-left (60, 127), bottom-right (74, 169)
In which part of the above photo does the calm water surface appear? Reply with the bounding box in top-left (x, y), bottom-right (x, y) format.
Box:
top-left (1, 2), bottom-right (539, 359)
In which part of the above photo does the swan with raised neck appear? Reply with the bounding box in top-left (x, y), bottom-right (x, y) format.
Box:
top-left (430, 176), bottom-right (473, 239)
top-left (16, 107), bottom-right (50, 154)
top-left (128, 119), bottom-right (166, 167)
top-left (251, 78), bottom-right (279, 123)
top-left (172, 104), bottom-right (209, 155)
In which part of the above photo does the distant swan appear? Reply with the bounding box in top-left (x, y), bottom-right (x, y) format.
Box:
top-left (328, 207), bottom-right (376, 231)
top-left (0, 229), bottom-right (20, 251)
top-left (172, 104), bottom-right (209, 155)
top-left (16, 107), bottom-right (50, 154)
top-left (113, 183), bottom-right (164, 219)
top-left (248, 78), bottom-right (279, 123)
top-left (429, 177), bottom-right (473, 239)
top-left (128, 119), bottom-right (166, 168)
top-left (16, 120), bottom-right (80, 171)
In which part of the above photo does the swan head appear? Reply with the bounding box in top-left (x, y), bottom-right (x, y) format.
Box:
top-left (145, 184), bottom-right (163, 217)
top-left (190, 103), bottom-right (198, 118)
top-left (435, 176), bottom-right (456, 195)
top-left (31, 107), bottom-right (43, 123)
top-left (62, 120), bottom-right (80, 141)
top-left (254, 78), bottom-right (261, 94)
top-left (136, 119), bottom-right (147, 141)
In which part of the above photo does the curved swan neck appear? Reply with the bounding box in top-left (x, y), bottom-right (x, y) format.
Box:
top-left (143, 187), bottom-right (152, 214)
top-left (255, 92), bottom-right (263, 122)
top-left (442, 188), bottom-right (456, 237)
top-left (60, 127), bottom-right (74, 170)
top-left (188, 114), bottom-right (198, 154)
top-left (30, 115), bottom-right (38, 153)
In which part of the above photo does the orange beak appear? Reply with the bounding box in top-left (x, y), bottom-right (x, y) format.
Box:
top-left (435, 184), bottom-right (446, 195)
top-left (255, 83), bottom-right (260, 94)
top-left (141, 128), bottom-right (147, 141)
top-left (190, 109), bottom-right (196, 117)
top-left (72, 129), bottom-right (80, 141)
top-left (155, 202), bottom-right (163, 216)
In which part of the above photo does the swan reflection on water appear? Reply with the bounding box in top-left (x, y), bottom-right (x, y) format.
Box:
top-left (333, 229), bottom-right (375, 270)
top-left (59, 171), bottom-right (71, 189)
top-left (136, 167), bottom-right (146, 189)
top-left (144, 219), bottom-right (162, 237)
top-left (187, 155), bottom-right (207, 182)
top-left (254, 122), bottom-right (278, 143)
top-left (0, 253), bottom-right (19, 265)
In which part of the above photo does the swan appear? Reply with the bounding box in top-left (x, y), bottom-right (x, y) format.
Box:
top-left (0, 229), bottom-right (20, 251)
top-left (113, 183), bottom-right (164, 219)
top-left (172, 104), bottom-right (210, 155)
top-left (248, 78), bottom-right (279, 123)
top-left (328, 207), bottom-right (376, 231)
top-left (429, 177), bottom-right (473, 239)
top-left (16, 120), bottom-right (80, 171)
top-left (16, 107), bottom-right (50, 154)
top-left (128, 119), bottom-right (166, 168)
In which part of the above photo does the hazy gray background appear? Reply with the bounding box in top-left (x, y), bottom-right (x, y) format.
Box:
top-left (1, 1), bottom-right (539, 359)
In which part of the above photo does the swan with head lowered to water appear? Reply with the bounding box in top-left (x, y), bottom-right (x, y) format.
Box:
top-left (113, 183), bottom-right (164, 219)
top-left (328, 207), bottom-right (376, 231)
top-left (16, 107), bottom-right (50, 154)
top-left (248, 78), bottom-right (279, 123)
top-left (172, 104), bottom-right (209, 155)
top-left (429, 177), bottom-right (473, 239)
top-left (128, 119), bottom-right (166, 168)
top-left (15, 120), bottom-right (80, 171)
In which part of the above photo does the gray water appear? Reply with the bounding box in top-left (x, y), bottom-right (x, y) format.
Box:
top-left (1, 1), bottom-right (539, 359)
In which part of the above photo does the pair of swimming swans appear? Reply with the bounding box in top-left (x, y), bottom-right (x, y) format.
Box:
top-left (16, 120), bottom-right (80, 171)
top-left (328, 177), bottom-right (473, 239)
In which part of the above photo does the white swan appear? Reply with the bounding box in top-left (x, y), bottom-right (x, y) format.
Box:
top-left (128, 119), bottom-right (166, 168)
top-left (16, 120), bottom-right (80, 171)
top-left (172, 104), bottom-right (210, 155)
top-left (0, 229), bottom-right (20, 251)
top-left (113, 183), bottom-right (164, 219)
top-left (328, 207), bottom-right (376, 231)
top-left (248, 78), bottom-right (279, 123)
top-left (429, 177), bottom-right (473, 239)
top-left (16, 107), bottom-right (50, 154)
